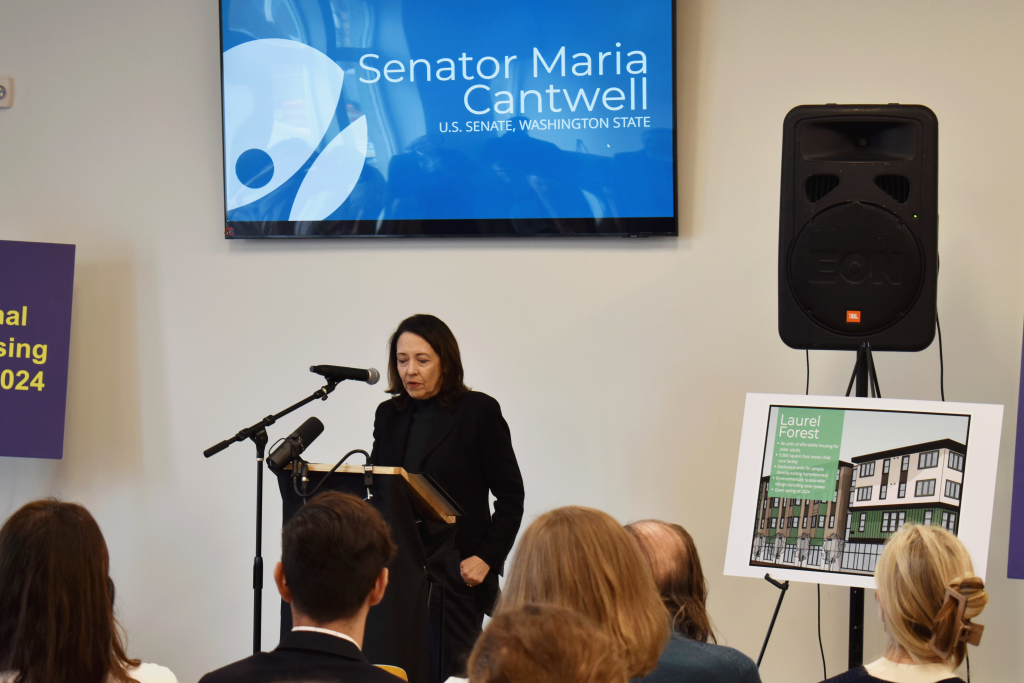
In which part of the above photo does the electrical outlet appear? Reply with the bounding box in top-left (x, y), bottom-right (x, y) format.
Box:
top-left (0, 78), bottom-right (13, 108)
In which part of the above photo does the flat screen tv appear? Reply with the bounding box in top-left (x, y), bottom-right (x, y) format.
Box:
top-left (220, 0), bottom-right (677, 237)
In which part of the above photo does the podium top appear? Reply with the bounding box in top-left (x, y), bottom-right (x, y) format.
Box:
top-left (293, 463), bottom-right (461, 524)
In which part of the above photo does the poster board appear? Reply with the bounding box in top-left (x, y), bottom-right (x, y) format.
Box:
top-left (724, 393), bottom-right (1003, 589)
top-left (0, 240), bottom-right (76, 460)
top-left (1010, 320), bottom-right (1024, 579)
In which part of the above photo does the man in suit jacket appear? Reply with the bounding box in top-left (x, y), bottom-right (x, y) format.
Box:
top-left (199, 491), bottom-right (403, 683)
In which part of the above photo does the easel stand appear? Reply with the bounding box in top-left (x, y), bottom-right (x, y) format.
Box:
top-left (757, 574), bottom-right (790, 667)
top-left (846, 342), bottom-right (879, 668)
top-left (203, 379), bottom-right (341, 654)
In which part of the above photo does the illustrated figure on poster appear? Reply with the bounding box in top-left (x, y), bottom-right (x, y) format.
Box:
top-left (370, 314), bottom-right (525, 682)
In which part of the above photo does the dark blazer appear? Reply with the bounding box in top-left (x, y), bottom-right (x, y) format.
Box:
top-left (632, 631), bottom-right (761, 683)
top-left (371, 391), bottom-right (525, 575)
top-left (198, 630), bottom-right (402, 683)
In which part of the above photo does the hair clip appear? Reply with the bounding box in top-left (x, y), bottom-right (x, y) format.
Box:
top-left (928, 587), bottom-right (984, 659)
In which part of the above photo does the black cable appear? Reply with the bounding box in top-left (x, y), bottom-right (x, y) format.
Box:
top-left (937, 313), bottom-right (945, 401)
top-left (817, 584), bottom-right (826, 680)
top-left (966, 650), bottom-right (970, 683)
top-left (935, 253), bottom-right (945, 402)
top-left (292, 449), bottom-right (370, 499)
top-left (805, 350), bottom-right (810, 395)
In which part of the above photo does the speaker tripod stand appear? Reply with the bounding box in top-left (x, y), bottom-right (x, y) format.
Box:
top-left (844, 342), bottom-right (880, 669)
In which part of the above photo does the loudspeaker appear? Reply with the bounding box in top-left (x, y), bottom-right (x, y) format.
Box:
top-left (778, 104), bottom-right (938, 351)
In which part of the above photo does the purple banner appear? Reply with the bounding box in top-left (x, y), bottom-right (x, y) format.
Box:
top-left (0, 240), bottom-right (75, 460)
top-left (1011, 319), bottom-right (1024, 579)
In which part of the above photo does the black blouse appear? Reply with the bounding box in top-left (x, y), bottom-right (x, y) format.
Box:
top-left (404, 397), bottom-right (439, 472)
top-left (821, 666), bottom-right (962, 683)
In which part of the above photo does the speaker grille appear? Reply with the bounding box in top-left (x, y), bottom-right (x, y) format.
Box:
top-left (789, 201), bottom-right (923, 335)
top-left (805, 174), bottom-right (840, 203)
top-left (874, 175), bottom-right (911, 204)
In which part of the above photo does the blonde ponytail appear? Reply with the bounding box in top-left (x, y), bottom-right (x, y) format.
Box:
top-left (875, 525), bottom-right (987, 668)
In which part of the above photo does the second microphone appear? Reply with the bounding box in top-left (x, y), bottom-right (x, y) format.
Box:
top-left (267, 417), bottom-right (324, 472)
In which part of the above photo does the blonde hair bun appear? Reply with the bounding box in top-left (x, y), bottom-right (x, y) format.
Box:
top-left (875, 524), bottom-right (988, 668)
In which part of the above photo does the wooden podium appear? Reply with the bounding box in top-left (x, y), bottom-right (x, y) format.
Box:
top-left (276, 463), bottom-right (461, 683)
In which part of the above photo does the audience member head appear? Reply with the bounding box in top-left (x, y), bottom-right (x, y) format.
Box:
top-left (0, 499), bottom-right (140, 683)
top-left (467, 603), bottom-right (628, 683)
top-left (875, 524), bottom-right (988, 668)
top-left (276, 491), bottom-right (397, 629)
top-left (496, 506), bottom-right (668, 677)
top-left (625, 519), bottom-right (716, 643)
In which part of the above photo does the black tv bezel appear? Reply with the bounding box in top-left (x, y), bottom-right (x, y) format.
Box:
top-left (218, 0), bottom-right (679, 239)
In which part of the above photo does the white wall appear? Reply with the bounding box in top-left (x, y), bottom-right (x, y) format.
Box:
top-left (2, 1), bottom-right (1023, 681)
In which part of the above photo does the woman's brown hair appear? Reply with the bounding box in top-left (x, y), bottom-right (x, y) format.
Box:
top-left (876, 524), bottom-right (988, 668)
top-left (468, 603), bottom-right (628, 683)
top-left (0, 499), bottom-right (140, 683)
top-left (385, 314), bottom-right (469, 407)
top-left (625, 520), bottom-right (717, 643)
top-left (495, 506), bottom-right (669, 678)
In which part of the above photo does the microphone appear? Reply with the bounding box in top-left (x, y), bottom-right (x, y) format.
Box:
top-left (309, 365), bottom-right (380, 385)
top-left (267, 417), bottom-right (324, 473)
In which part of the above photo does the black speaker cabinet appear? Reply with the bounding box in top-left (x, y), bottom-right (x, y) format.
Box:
top-left (778, 104), bottom-right (938, 351)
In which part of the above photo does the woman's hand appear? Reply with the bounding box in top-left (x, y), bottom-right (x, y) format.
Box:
top-left (460, 556), bottom-right (490, 587)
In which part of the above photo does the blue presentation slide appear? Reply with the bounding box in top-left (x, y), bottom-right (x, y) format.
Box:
top-left (221, 0), bottom-right (675, 229)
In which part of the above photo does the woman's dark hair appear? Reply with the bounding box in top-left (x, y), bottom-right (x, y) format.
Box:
top-left (0, 499), bottom-right (140, 683)
top-left (386, 314), bottom-right (469, 406)
top-left (625, 520), bottom-right (717, 643)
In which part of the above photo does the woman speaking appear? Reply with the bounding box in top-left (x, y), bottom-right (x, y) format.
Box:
top-left (370, 314), bottom-right (525, 681)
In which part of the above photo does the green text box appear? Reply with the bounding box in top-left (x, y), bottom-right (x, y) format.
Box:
top-left (768, 407), bottom-right (844, 499)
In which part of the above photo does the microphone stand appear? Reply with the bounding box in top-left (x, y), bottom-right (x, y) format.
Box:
top-left (756, 573), bottom-right (790, 668)
top-left (203, 379), bottom-right (341, 655)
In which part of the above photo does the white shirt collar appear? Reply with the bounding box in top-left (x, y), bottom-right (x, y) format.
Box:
top-left (291, 626), bottom-right (360, 649)
top-left (864, 656), bottom-right (960, 683)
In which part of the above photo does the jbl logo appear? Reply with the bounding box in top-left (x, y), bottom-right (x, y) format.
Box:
top-left (847, 311), bottom-right (861, 323)
top-left (809, 252), bottom-right (903, 285)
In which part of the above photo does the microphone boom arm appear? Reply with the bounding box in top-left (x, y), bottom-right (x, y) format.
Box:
top-left (203, 379), bottom-right (339, 458)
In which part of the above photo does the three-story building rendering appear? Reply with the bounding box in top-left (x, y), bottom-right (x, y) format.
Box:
top-left (751, 439), bottom-right (966, 575)
top-left (841, 439), bottom-right (965, 573)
